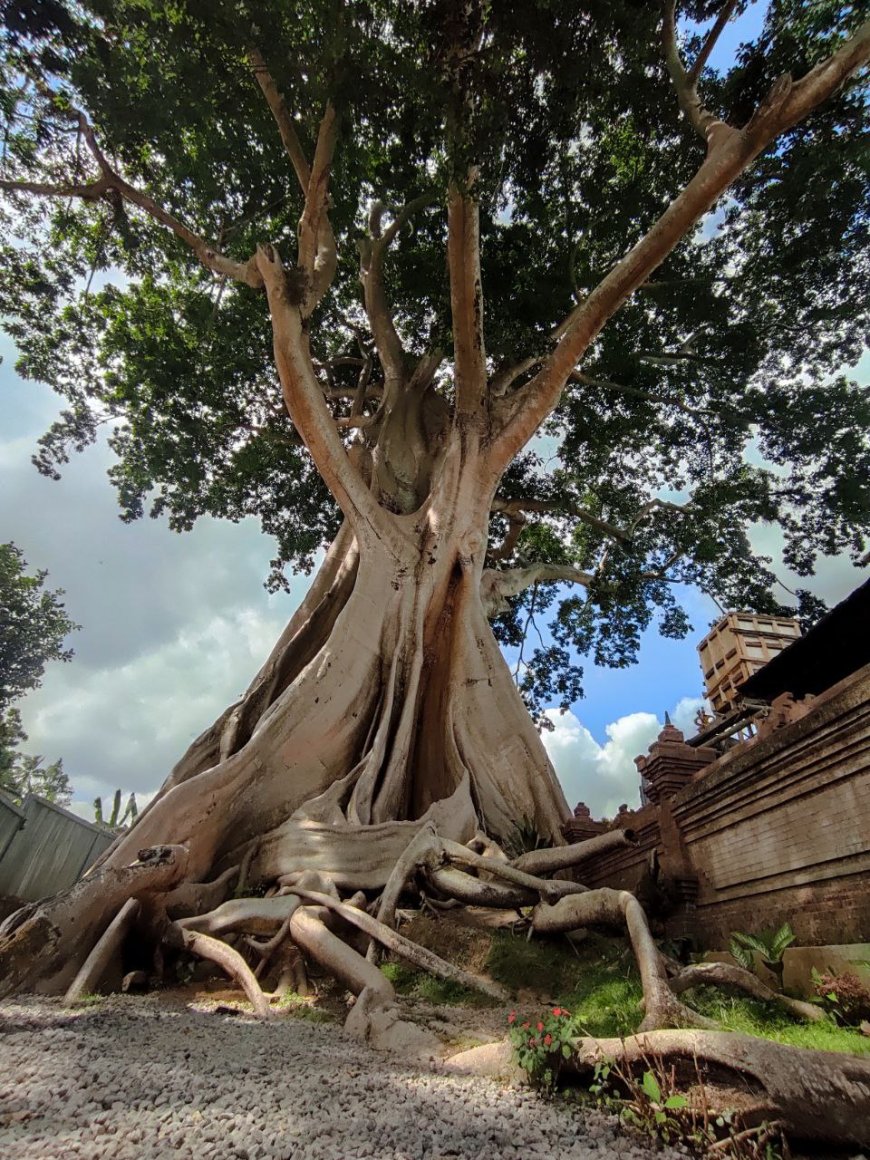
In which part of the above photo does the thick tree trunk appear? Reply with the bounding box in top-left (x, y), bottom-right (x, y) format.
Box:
top-left (2, 434), bottom-right (570, 993)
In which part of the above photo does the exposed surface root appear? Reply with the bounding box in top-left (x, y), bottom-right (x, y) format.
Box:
top-left (177, 895), bottom-right (302, 937)
top-left (566, 1030), bottom-right (870, 1147)
top-left (668, 961), bottom-right (826, 1023)
top-left (512, 829), bottom-right (636, 876)
top-left (531, 888), bottom-right (713, 1031)
top-left (290, 885), bottom-right (508, 1002)
top-left (64, 899), bottom-right (141, 1005)
top-left (168, 924), bottom-right (272, 1019)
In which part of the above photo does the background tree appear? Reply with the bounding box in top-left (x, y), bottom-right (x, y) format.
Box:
top-left (1, 753), bottom-right (73, 808)
top-left (0, 542), bottom-right (78, 797)
top-left (0, 0), bottom-right (867, 1058)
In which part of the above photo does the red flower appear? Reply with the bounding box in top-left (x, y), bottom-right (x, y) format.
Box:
top-left (552, 1007), bottom-right (563, 1017)
top-left (507, 1011), bottom-right (516, 1024)
top-left (544, 1034), bottom-right (552, 1047)
top-left (536, 1021), bottom-right (544, 1032)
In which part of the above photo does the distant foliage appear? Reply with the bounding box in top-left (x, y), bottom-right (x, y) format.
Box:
top-left (93, 789), bottom-right (138, 832)
top-left (0, 543), bottom-right (78, 801)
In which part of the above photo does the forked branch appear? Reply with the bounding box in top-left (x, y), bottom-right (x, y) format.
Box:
top-left (248, 47), bottom-right (337, 315)
top-left (662, 0), bottom-right (739, 141)
top-left (0, 111), bottom-right (260, 287)
top-left (486, 19), bottom-right (870, 479)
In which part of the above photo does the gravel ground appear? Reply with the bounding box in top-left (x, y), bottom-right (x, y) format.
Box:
top-left (0, 994), bottom-right (681, 1160)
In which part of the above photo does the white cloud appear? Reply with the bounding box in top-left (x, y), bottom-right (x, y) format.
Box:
top-left (543, 696), bottom-right (706, 819)
top-left (18, 601), bottom-right (299, 805)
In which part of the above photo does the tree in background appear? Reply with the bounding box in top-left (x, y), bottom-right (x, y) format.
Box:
top-left (1, 753), bottom-right (72, 808)
top-left (0, 2), bottom-right (868, 1097)
top-left (0, 542), bottom-right (78, 799)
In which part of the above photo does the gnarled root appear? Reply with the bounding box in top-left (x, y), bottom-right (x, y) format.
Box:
top-left (291, 885), bottom-right (508, 1002)
top-left (532, 888), bottom-right (713, 1031)
top-left (565, 1031), bottom-right (870, 1147)
top-left (376, 830), bottom-right (589, 930)
top-left (668, 961), bottom-right (826, 1023)
top-left (0, 845), bottom-right (190, 998)
top-left (166, 923), bottom-right (272, 1019)
top-left (64, 898), bottom-right (141, 1005)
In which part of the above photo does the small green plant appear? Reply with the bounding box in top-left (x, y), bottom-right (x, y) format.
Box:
top-left (76, 992), bottom-right (104, 1007)
top-left (276, 992), bottom-right (333, 1022)
top-left (507, 1006), bottom-right (575, 1090)
top-left (618, 1066), bottom-right (691, 1146)
top-left (729, 923), bottom-right (795, 985)
top-left (502, 815), bottom-right (551, 859)
top-left (589, 1050), bottom-right (789, 1158)
top-left (811, 967), bottom-right (870, 1026)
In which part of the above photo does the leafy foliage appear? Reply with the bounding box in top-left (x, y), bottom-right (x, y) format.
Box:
top-left (0, 542), bottom-right (78, 711)
top-left (0, 751), bottom-right (72, 807)
top-left (0, 1), bottom-right (867, 705)
top-left (0, 543), bottom-right (77, 790)
top-left (729, 923), bottom-right (796, 981)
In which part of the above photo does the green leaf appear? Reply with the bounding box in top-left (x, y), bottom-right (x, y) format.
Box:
top-left (664, 1094), bottom-right (689, 1109)
top-left (641, 1071), bottom-right (662, 1103)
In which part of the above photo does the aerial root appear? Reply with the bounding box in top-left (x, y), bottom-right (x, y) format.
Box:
top-left (64, 898), bottom-right (141, 1006)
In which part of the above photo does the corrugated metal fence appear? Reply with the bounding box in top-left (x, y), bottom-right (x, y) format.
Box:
top-left (0, 794), bottom-right (115, 902)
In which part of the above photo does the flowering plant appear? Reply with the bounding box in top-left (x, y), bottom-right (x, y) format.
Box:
top-left (507, 1006), bottom-right (575, 1090)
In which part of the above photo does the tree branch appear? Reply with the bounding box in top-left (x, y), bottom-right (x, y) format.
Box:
top-left (247, 46), bottom-right (311, 193)
top-left (448, 179), bottom-right (487, 420)
top-left (488, 511), bottom-right (527, 561)
top-left (0, 130), bottom-right (260, 287)
top-left (490, 354), bottom-right (544, 397)
top-left (480, 562), bottom-right (592, 617)
top-left (486, 19), bottom-right (870, 480)
top-left (688, 0), bottom-right (740, 84)
top-left (491, 497), bottom-right (632, 542)
top-left (255, 244), bottom-right (404, 553)
top-left (247, 47), bottom-right (337, 315)
top-left (662, 0), bottom-right (737, 143)
top-left (298, 103), bottom-right (338, 316)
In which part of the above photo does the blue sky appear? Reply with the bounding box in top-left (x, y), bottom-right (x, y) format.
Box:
top-left (1, 0), bottom-right (866, 820)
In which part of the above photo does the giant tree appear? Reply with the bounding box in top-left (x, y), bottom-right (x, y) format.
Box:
top-left (1, 0), bottom-right (869, 1099)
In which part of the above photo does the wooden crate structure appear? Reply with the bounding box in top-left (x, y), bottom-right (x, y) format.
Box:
top-left (698, 612), bottom-right (802, 713)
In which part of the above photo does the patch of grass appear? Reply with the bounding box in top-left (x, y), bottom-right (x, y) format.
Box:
top-left (276, 992), bottom-right (334, 1023)
top-left (488, 929), bottom-right (645, 1038)
top-left (75, 992), bottom-right (105, 1007)
top-left (379, 960), bottom-right (489, 1006)
top-left (687, 988), bottom-right (870, 1056)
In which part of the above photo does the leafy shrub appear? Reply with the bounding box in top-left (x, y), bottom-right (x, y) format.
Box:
top-left (729, 923), bottom-right (795, 983)
top-left (506, 1006), bottom-right (575, 1090)
top-left (811, 968), bottom-right (870, 1026)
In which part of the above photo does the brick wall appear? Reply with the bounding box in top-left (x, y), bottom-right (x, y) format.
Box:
top-left (581, 663), bottom-right (870, 948)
